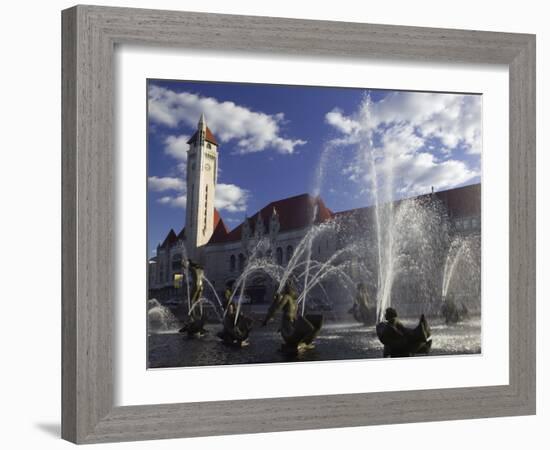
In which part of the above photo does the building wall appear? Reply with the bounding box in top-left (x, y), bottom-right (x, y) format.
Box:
top-left (203, 227), bottom-right (309, 303)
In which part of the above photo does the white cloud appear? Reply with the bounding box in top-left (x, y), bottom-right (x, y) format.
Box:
top-left (154, 183), bottom-right (249, 213)
top-left (151, 141), bottom-right (251, 212)
top-left (148, 176), bottom-right (185, 192)
top-left (325, 108), bottom-right (359, 134)
top-left (164, 134), bottom-right (189, 161)
top-left (215, 183), bottom-right (249, 213)
top-left (326, 92), bottom-right (481, 155)
top-left (325, 92), bottom-right (481, 197)
top-left (148, 85), bottom-right (307, 154)
top-left (158, 195), bottom-right (187, 208)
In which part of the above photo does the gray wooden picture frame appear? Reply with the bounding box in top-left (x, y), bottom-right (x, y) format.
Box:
top-left (61, 5), bottom-right (536, 444)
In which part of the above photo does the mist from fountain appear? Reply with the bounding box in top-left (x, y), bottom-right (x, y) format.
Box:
top-left (441, 235), bottom-right (480, 303)
top-left (442, 237), bottom-right (467, 299)
top-left (335, 95), bottom-right (452, 322)
top-left (147, 298), bottom-right (180, 332)
top-left (274, 217), bottom-right (359, 315)
top-left (229, 237), bottom-right (286, 324)
top-left (231, 258), bottom-right (285, 324)
top-left (175, 240), bottom-right (192, 311)
top-left (295, 244), bottom-right (361, 307)
top-left (187, 296), bottom-right (223, 322)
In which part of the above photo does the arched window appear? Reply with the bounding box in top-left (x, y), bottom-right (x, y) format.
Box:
top-left (276, 247), bottom-right (283, 265)
top-left (286, 245), bottom-right (293, 263)
top-left (230, 254), bottom-right (236, 272)
top-left (238, 253), bottom-right (245, 272)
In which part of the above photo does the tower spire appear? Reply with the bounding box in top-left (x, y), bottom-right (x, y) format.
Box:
top-left (198, 113), bottom-right (206, 130)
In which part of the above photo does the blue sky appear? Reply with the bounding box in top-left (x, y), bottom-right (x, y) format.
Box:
top-left (147, 79), bottom-right (481, 255)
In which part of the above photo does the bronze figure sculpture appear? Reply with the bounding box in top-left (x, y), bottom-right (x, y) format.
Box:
top-left (217, 282), bottom-right (254, 347)
top-left (262, 279), bottom-right (323, 354)
top-left (376, 307), bottom-right (432, 357)
top-left (178, 259), bottom-right (207, 337)
top-left (349, 282), bottom-right (376, 326)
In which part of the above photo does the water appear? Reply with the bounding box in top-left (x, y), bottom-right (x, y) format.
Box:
top-left (228, 238), bottom-right (286, 324)
top-left (174, 240), bottom-right (191, 310)
top-left (175, 239), bottom-right (227, 323)
top-left (441, 235), bottom-right (481, 305)
top-left (225, 222), bottom-right (357, 324)
top-left (147, 299), bottom-right (180, 332)
top-left (334, 95), bottom-right (454, 321)
top-left (148, 316), bottom-right (481, 368)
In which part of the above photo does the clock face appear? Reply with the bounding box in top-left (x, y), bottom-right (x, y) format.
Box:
top-left (204, 163), bottom-right (211, 171)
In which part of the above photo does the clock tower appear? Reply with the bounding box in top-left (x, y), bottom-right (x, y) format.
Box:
top-left (185, 113), bottom-right (218, 258)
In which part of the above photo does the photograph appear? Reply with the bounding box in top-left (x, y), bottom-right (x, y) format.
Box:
top-left (146, 79), bottom-right (482, 368)
top-left (1, 1), bottom-right (541, 447)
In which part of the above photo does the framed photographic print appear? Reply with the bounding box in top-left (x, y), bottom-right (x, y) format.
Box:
top-left (62, 5), bottom-right (536, 444)
top-left (146, 79), bottom-right (483, 369)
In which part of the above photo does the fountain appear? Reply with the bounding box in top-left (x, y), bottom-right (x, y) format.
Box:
top-left (327, 96), bottom-right (450, 324)
top-left (221, 213), bottom-right (360, 352)
top-left (440, 235), bottom-right (481, 323)
top-left (262, 278), bottom-right (324, 354)
top-left (349, 282), bottom-right (376, 325)
top-left (147, 299), bottom-right (180, 332)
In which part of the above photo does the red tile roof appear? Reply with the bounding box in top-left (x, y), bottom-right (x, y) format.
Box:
top-left (162, 184), bottom-right (480, 249)
top-left (213, 208), bottom-right (224, 229)
top-left (334, 183), bottom-right (481, 222)
top-left (187, 127), bottom-right (218, 146)
top-left (210, 218), bottom-right (229, 242)
top-left (171, 209), bottom-right (227, 246)
top-left (210, 208), bottom-right (229, 242)
top-left (209, 194), bottom-right (333, 244)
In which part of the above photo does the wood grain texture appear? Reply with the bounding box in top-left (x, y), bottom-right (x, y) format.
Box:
top-left (61, 5), bottom-right (536, 444)
top-left (61, 7), bottom-right (77, 443)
